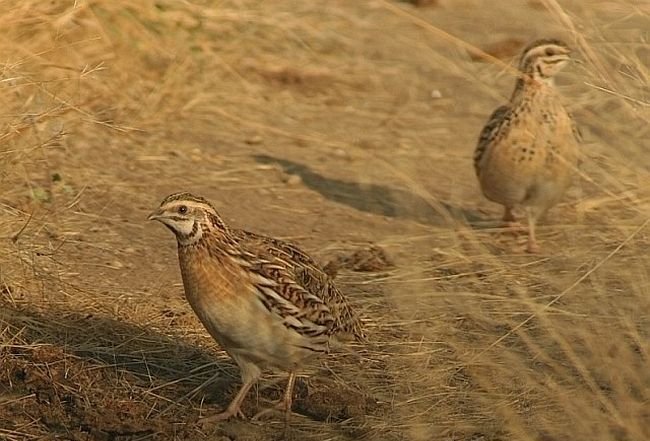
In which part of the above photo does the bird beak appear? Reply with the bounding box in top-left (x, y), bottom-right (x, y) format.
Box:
top-left (147, 209), bottom-right (164, 221)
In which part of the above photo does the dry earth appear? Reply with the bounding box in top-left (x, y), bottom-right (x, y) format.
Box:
top-left (1, 1), bottom-right (649, 440)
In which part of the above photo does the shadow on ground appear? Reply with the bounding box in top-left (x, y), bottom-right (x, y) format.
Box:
top-left (254, 154), bottom-right (484, 227)
top-left (0, 302), bottom-right (227, 438)
top-left (0, 301), bottom-right (379, 440)
top-left (0, 302), bottom-right (223, 385)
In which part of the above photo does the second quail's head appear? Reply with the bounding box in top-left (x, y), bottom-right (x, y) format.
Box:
top-left (519, 38), bottom-right (572, 81)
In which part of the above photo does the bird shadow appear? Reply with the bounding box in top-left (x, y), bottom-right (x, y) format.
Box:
top-left (0, 302), bottom-right (230, 404)
top-left (254, 154), bottom-right (485, 227)
top-left (0, 300), bottom-right (387, 441)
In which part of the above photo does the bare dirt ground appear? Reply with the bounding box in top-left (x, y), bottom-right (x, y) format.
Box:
top-left (1, 1), bottom-right (649, 440)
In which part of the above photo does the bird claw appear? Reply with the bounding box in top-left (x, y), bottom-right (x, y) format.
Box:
top-left (251, 400), bottom-right (292, 422)
top-left (198, 408), bottom-right (246, 427)
top-left (251, 408), bottom-right (276, 422)
top-left (502, 221), bottom-right (526, 234)
top-left (526, 242), bottom-right (541, 254)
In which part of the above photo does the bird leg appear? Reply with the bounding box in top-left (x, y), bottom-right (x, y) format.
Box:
top-left (502, 206), bottom-right (517, 223)
top-left (199, 379), bottom-right (255, 425)
top-left (251, 372), bottom-right (297, 422)
top-left (525, 208), bottom-right (540, 253)
top-left (502, 206), bottom-right (525, 232)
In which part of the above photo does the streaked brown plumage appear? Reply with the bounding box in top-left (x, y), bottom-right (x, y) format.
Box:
top-left (474, 38), bottom-right (581, 253)
top-left (148, 192), bottom-right (364, 422)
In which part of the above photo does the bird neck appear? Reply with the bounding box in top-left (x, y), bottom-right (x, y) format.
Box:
top-left (176, 221), bottom-right (238, 252)
top-left (510, 74), bottom-right (558, 106)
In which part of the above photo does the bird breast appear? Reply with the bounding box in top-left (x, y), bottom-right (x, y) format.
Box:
top-left (479, 86), bottom-right (579, 206)
top-left (177, 246), bottom-right (321, 371)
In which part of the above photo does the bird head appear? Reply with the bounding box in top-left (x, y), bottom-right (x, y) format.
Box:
top-left (519, 38), bottom-right (572, 82)
top-left (148, 192), bottom-right (228, 246)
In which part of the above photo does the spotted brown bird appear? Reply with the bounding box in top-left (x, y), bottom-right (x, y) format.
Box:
top-left (474, 38), bottom-right (581, 252)
top-left (148, 192), bottom-right (365, 422)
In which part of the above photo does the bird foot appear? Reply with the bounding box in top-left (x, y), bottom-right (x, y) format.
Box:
top-left (251, 399), bottom-right (292, 422)
top-left (526, 241), bottom-right (541, 254)
top-left (198, 408), bottom-right (246, 427)
top-left (502, 221), bottom-right (526, 234)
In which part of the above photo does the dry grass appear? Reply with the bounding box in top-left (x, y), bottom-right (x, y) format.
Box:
top-left (1, 0), bottom-right (648, 440)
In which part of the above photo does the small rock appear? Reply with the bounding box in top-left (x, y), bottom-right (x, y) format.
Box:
top-left (325, 245), bottom-right (394, 273)
top-left (333, 148), bottom-right (349, 158)
top-left (402, 0), bottom-right (438, 6)
top-left (245, 135), bottom-right (263, 145)
top-left (285, 174), bottom-right (302, 186)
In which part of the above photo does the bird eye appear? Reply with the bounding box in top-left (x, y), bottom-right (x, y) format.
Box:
top-left (545, 48), bottom-right (554, 56)
top-left (178, 205), bottom-right (188, 214)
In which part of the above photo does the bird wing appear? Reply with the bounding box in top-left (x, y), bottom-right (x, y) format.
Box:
top-left (229, 231), bottom-right (336, 344)
top-left (293, 265), bottom-right (366, 341)
top-left (234, 229), bottom-right (321, 271)
top-left (233, 229), bottom-right (365, 341)
top-left (474, 104), bottom-right (511, 177)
